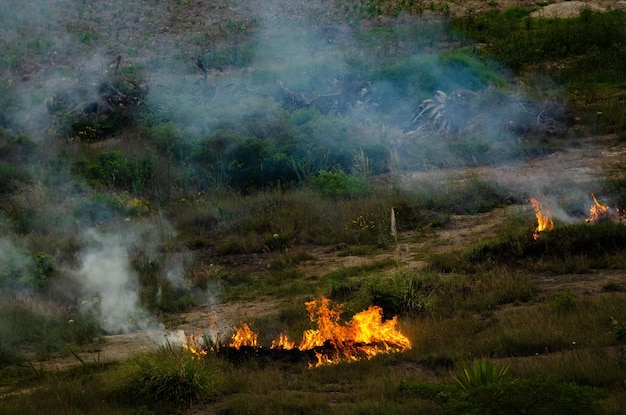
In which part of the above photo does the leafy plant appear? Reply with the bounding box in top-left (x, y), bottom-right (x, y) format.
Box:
top-left (115, 344), bottom-right (223, 409)
top-left (452, 358), bottom-right (510, 395)
top-left (313, 169), bottom-right (371, 198)
top-left (81, 150), bottom-right (157, 194)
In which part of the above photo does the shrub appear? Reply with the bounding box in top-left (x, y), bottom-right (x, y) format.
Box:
top-left (448, 374), bottom-right (601, 415)
top-left (81, 150), bottom-right (157, 194)
top-left (0, 244), bottom-right (58, 291)
top-left (0, 162), bottom-right (31, 195)
top-left (116, 344), bottom-right (223, 409)
top-left (131, 251), bottom-right (194, 313)
top-left (551, 288), bottom-right (576, 313)
top-left (452, 358), bottom-right (510, 395)
top-left (73, 193), bottom-right (122, 226)
top-left (312, 169), bottom-right (370, 198)
top-left (0, 299), bottom-right (101, 364)
top-left (468, 222), bottom-right (626, 269)
top-left (31, 252), bottom-right (58, 289)
top-left (348, 272), bottom-right (439, 318)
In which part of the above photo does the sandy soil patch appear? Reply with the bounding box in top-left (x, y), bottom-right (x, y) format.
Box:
top-left (531, 1), bottom-right (607, 18)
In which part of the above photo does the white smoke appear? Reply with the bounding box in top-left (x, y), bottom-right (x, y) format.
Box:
top-left (75, 227), bottom-right (157, 334)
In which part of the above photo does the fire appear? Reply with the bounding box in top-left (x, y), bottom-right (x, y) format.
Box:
top-left (586, 193), bottom-right (626, 223)
top-left (246, 296), bottom-right (410, 367)
top-left (183, 296), bottom-right (412, 367)
top-left (297, 297), bottom-right (411, 365)
top-left (182, 333), bottom-right (208, 358)
top-left (530, 197), bottom-right (554, 239)
top-left (270, 332), bottom-right (296, 350)
top-left (230, 322), bottom-right (258, 348)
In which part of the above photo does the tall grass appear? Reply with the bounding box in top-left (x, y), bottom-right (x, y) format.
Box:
top-left (431, 218), bottom-right (626, 274)
top-left (174, 176), bottom-right (512, 257)
top-left (0, 299), bottom-right (101, 364)
top-left (111, 344), bottom-right (223, 410)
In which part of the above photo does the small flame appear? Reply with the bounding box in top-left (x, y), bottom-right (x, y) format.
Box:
top-left (271, 332), bottom-right (296, 349)
top-left (182, 333), bottom-right (208, 358)
top-left (586, 193), bottom-right (626, 223)
top-left (230, 322), bottom-right (258, 348)
top-left (530, 197), bottom-right (554, 239)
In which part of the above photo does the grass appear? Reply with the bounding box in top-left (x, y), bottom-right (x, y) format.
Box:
top-left (111, 344), bottom-right (223, 411)
top-left (0, 299), bottom-right (101, 365)
top-left (429, 215), bottom-right (626, 275)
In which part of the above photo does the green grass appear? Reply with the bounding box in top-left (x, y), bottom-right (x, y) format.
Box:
top-left (111, 344), bottom-right (223, 411)
top-left (0, 300), bottom-right (101, 365)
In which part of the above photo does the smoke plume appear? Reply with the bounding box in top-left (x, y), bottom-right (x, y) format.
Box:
top-left (75, 227), bottom-right (156, 334)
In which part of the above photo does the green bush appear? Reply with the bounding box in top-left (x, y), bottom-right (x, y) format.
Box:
top-left (81, 150), bottom-right (156, 194)
top-left (551, 288), bottom-right (576, 313)
top-left (404, 371), bottom-right (600, 415)
top-left (0, 244), bottom-right (58, 292)
top-left (312, 169), bottom-right (370, 198)
top-left (131, 252), bottom-right (194, 314)
top-left (451, 374), bottom-right (601, 415)
top-left (452, 359), bottom-right (510, 394)
top-left (116, 344), bottom-right (223, 409)
top-left (0, 162), bottom-right (31, 195)
top-left (31, 252), bottom-right (57, 289)
top-left (73, 193), bottom-right (122, 226)
top-left (0, 300), bottom-right (101, 364)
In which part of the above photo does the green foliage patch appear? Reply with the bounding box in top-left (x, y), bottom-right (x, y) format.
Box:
top-left (78, 150), bottom-right (157, 195)
top-left (113, 344), bottom-right (223, 411)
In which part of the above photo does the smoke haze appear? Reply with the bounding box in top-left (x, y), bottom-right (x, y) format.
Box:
top-left (0, 0), bottom-right (609, 340)
top-left (75, 227), bottom-right (157, 334)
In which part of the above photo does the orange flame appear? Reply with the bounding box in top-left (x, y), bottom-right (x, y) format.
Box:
top-left (182, 333), bottom-right (208, 358)
top-left (271, 332), bottom-right (296, 350)
top-left (297, 296), bottom-right (411, 367)
top-left (586, 193), bottom-right (625, 223)
top-left (530, 197), bottom-right (554, 239)
top-left (184, 297), bottom-right (411, 367)
top-left (230, 322), bottom-right (258, 348)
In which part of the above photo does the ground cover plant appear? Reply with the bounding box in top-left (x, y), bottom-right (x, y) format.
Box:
top-left (0, 0), bottom-right (626, 414)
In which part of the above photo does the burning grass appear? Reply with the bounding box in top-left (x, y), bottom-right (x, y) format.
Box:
top-left (429, 194), bottom-right (626, 273)
top-left (183, 296), bottom-right (412, 368)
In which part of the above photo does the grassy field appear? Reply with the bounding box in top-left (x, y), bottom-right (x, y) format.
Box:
top-left (1, 0), bottom-right (626, 414)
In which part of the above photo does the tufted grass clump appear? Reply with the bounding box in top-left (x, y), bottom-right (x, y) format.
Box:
top-left (452, 358), bottom-right (509, 394)
top-left (114, 343), bottom-right (223, 410)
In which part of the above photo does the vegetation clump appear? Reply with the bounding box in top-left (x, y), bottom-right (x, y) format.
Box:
top-left (113, 344), bottom-right (223, 410)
